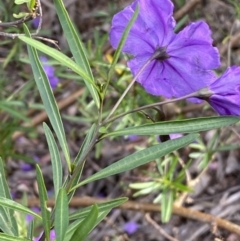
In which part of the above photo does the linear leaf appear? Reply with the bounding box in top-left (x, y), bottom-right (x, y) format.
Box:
top-left (70, 134), bottom-right (198, 191)
top-left (18, 36), bottom-right (96, 87)
top-left (69, 197), bottom-right (127, 220)
top-left (22, 25), bottom-right (71, 171)
top-left (36, 165), bottom-right (51, 241)
top-left (53, 0), bottom-right (100, 108)
top-left (55, 189), bottom-right (69, 241)
top-left (0, 101), bottom-right (29, 121)
top-left (0, 197), bottom-right (41, 219)
top-left (65, 210), bottom-right (109, 241)
top-left (0, 158), bottom-right (18, 235)
top-left (43, 123), bottom-right (63, 197)
top-left (0, 233), bottom-right (31, 241)
top-left (102, 116), bottom-right (240, 138)
top-left (67, 161), bottom-right (85, 202)
top-left (26, 221), bottom-right (34, 240)
top-left (73, 123), bottom-right (96, 165)
top-left (108, 4), bottom-right (139, 79)
top-left (69, 204), bottom-right (98, 241)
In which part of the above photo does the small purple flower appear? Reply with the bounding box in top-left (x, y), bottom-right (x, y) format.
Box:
top-left (32, 17), bottom-right (40, 29)
top-left (39, 56), bottom-right (59, 89)
top-left (110, 0), bottom-right (220, 98)
top-left (127, 135), bottom-right (139, 141)
top-left (20, 162), bottom-right (32, 171)
top-left (26, 207), bottom-right (40, 223)
top-left (123, 221), bottom-right (139, 235)
top-left (194, 66), bottom-right (240, 116)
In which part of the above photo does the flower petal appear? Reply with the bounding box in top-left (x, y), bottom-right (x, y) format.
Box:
top-left (128, 55), bottom-right (216, 98)
top-left (210, 66), bottom-right (240, 94)
top-left (168, 21), bottom-right (220, 70)
top-left (110, 0), bottom-right (175, 55)
top-left (128, 56), bottom-right (174, 98)
top-left (209, 95), bottom-right (240, 115)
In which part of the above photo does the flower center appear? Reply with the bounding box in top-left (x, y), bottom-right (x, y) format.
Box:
top-left (154, 46), bottom-right (170, 61)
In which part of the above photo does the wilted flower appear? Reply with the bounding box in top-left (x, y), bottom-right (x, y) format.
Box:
top-left (40, 56), bottom-right (59, 89)
top-left (194, 66), bottom-right (240, 116)
top-left (123, 221), bottom-right (139, 234)
top-left (110, 0), bottom-right (220, 98)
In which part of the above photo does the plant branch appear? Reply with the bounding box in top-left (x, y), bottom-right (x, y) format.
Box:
top-left (0, 15), bottom-right (33, 27)
top-left (104, 52), bottom-right (159, 122)
top-left (102, 92), bottom-right (197, 126)
top-left (23, 196), bottom-right (240, 236)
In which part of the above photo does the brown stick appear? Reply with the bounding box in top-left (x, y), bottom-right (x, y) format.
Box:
top-left (145, 213), bottom-right (180, 241)
top-left (174, 0), bottom-right (202, 21)
top-left (23, 196), bottom-right (240, 236)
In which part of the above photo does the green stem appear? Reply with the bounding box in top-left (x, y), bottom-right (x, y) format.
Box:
top-left (102, 92), bottom-right (198, 126)
top-left (104, 53), bottom-right (158, 122)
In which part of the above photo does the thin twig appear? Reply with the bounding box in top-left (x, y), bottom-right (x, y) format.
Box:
top-left (174, 0), bottom-right (202, 21)
top-left (22, 196), bottom-right (240, 236)
top-left (145, 213), bottom-right (180, 241)
top-left (0, 15), bottom-right (33, 27)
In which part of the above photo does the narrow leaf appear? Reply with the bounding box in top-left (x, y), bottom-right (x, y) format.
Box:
top-left (0, 197), bottom-right (41, 219)
top-left (102, 116), bottom-right (240, 138)
top-left (53, 0), bottom-right (100, 108)
top-left (0, 158), bottom-right (18, 235)
top-left (0, 101), bottom-right (29, 121)
top-left (67, 161), bottom-right (85, 202)
top-left (55, 189), bottom-right (69, 241)
top-left (18, 36), bottom-right (96, 87)
top-left (22, 25), bottom-right (71, 171)
top-left (43, 123), bottom-right (63, 197)
top-left (69, 197), bottom-right (127, 220)
top-left (26, 221), bottom-right (34, 240)
top-left (108, 4), bottom-right (139, 78)
top-left (0, 233), bottom-right (31, 241)
top-left (65, 210), bottom-right (109, 241)
top-left (69, 204), bottom-right (98, 241)
top-left (74, 123), bottom-right (96, 165)
top-left (70, 134), bottom-right (198, 191)
top-left (162, 190), bottom-right (174, 223)
top-left (36, 165), bottom-right (51, 241)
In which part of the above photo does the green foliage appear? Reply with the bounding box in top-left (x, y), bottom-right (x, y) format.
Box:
top-left (0, 0), bottom-right (239, 240)
top-left (55, 189), bottom-right (69, 241)
top-left (69, 204), bottom-right (98, 241)
top-left (228, 0), bottom-right (240, 19)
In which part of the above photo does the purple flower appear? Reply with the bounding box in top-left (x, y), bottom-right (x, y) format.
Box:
top-left (20, 162), bottom-right (33, 171)
top-left (123, 221), bottom-right (139, 235)
top-left (110, 0), bottom-right (220, 98)
top-left (32, 17), bottom-right (40, 29)
top-left (26, 207), bottom-right (40, 223)
top-left (194, 66), bottom-right (240, 116)
top-left (39, 56), bottom-right (59, 89)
